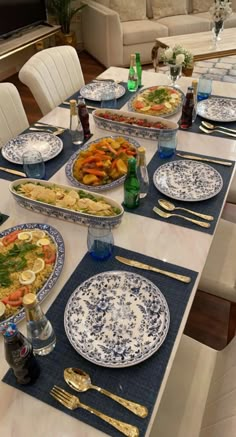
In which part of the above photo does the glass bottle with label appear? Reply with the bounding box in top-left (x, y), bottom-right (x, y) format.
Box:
top-left (69, 99), bottom-right (84, 145)
top-left (22, 293), bottom-right (56, 356)
top-left (77, 97), bottom-right (91, 139)
top-left (1, 323), bottom-right (40, 385)
top-left (136, 147), bottom-right (149, 198)
top-left (135, 53), bottom-right (142, 87)
top-left (191, 79), bottom-right (198, 123)
top-left (127, 54), bottom-right (138, 92)
top-left (179, 86), bottom-right (194, 129)
top-left (124, 157), bottom-right (140, 208)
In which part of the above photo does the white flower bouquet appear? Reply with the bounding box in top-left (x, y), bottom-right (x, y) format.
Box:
top-left (209, 0), bottom-right (232, 22)
top-left (161, 45), bottom-right (193, 68)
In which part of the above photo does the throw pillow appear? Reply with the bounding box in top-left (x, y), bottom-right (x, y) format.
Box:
top-left (151, 0), bottom-right (187, 19)
top-left (193, 0), bottom-right (213, 14)
top-left (110, 0), bottom-right (147, 22)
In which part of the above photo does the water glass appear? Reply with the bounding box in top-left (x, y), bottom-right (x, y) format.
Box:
top-left (157, 129), bottom-right (178, 159)
top-left (168, 64), bottom-right (182, 88)
top-left (100, 84), bottom-right (117, 109)
top-left (197, 76), bottom-right (212, 101)
top-left (23, 150), bottom-right (46, 179)
top-left (87, 225), bottom-right (114, 260)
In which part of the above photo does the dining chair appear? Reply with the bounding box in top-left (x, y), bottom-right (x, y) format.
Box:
top-left (18, 46), bottom-right (85, 116)
top-left (150, 332), bottom-right (236, 437)
top-left (198, 217), bottom-right (236, 341)
top-left (0, 82), bottom-right (29, 146)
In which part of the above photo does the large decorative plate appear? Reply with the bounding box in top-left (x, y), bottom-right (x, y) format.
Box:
top-left (197, 97), bottom-right (236, 122)
top-left (153, 160), bottom-right (223, 202)
top-left (64, 270), bottom-right (170, 368)
top-left (80, 81), bottom-right (126, 101)
top-left (0, 223), bottom-right (64, 327)
top-left (2, 132), bottom-right (63, 164)
top-left (128, 85), bottom-right (184, 118)
top-left (65, 135), bottom-right (140, 192)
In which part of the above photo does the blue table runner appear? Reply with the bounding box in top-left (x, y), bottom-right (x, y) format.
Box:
top-left (3, 246), bottom-right (198, 437)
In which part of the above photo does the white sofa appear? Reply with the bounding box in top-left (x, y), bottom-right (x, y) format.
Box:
top-left (81, 0), bottom-right (236, 67)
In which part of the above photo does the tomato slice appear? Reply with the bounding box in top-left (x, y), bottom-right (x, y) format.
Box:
top-left (43, 245), bottom-right (56, 264)
top-left (150, 104), bottom-right (165, 111)
top-left (8, 286), bottom-right (29, 301)
top-left (134, 101), bottom-right (145, 109)
top-left (2, 230), bottom-right (20, 247)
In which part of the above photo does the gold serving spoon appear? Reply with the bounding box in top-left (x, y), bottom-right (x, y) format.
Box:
top-left (199, 125), bottom-right (236, 138)
top-left (64, 368), bottom-right (148, 418)
top-left (153, 207), bottom-right (210, 228)
top-left (202, 120), bottom-right (236, 134)
top-left (158, 199), bottom-right (214, 221)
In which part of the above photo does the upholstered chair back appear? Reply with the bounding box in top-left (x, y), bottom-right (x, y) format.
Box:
top-left (19, 46), bottom-right (85, 116)
top-left (0, 83), bottom-right (29, 146)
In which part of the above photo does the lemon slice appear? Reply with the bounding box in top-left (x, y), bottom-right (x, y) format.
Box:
top-left (18, 231), bottom-right (32, 242)
top-left (164, 102), bottom-right (172, 109)
top-left (140, 106), bottom-right (151, 112)
top-left (19, 270), bottom-right (36, 285)
top-left (32, 230), bottom-right (46, 239)
top-left (32, 258), bottom-right (45, 273)
top-left (0, 302), bottom-right (6, 317)
top-left (36, 238), bottom-right (50, 247)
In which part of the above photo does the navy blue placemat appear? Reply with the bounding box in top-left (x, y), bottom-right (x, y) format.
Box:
top-left (3, 246), bottom-right (198, 437)
top-left (0, 213), bottom-right (9, 226)
top-left (124, 151), bottom-right (235, 235)
top-left (179, 95), bottom-right (236, 138)
top-left (60, 82), bottom-right (141, 110)
top-left (0, 129), bottom-right (93, 182)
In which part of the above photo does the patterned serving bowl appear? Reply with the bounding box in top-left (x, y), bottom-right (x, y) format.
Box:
top-left (9, 179), bottom-right (124, 228)
top-left (92, 109), bottom-right (178, 141)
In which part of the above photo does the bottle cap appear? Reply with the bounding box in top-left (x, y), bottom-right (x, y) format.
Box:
top-left (22, 293), bottom-right (37, 309)
top-left (138, 147), bottom-right (146, 154)
top-left (69, 99), bottom-right (77, 106)
top-left (0, 323), bottom-right (17, 337)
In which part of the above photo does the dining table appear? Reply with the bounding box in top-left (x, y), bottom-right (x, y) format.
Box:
top-left (0, 67), bottom-right (236, 437)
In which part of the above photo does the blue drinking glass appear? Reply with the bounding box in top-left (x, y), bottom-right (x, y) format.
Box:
top-left (23, 150), bottom-right (46, 179)
top-left (197, 76), bottom-right (212, 102)
top-left (157, 129), bottom-right (178, 159)
top-left (87, 225), bottom-right (114, 261)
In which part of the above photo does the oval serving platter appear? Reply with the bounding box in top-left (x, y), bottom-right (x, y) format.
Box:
top-left (65, 135), bottom-right (141, 192)
top-left (2, 132), bottom-right (63, 164)
top-left (64, 270), bottom-right (170, 368)
top-left (0, 223), bottom-right (65, 327)
top-left (9, 179), bottom-right (124, 228)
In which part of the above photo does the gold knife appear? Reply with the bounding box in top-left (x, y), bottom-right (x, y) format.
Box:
top-left (115, 256), bottom-right (191, 283)
top-left (0, 166), bottom-right (26, 177)
top-left (176, 153), bottom-right (232, 166)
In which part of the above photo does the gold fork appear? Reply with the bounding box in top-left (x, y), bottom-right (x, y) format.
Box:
top-left (50, 385), bottom-right (139, 437)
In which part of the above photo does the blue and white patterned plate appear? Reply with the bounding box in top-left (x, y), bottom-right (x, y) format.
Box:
top-left (65, 135), bottom-right (141, 192)
top-left (64, 270), bottom-right (170, 368)
top-left (2, 132), bottom-right (63, 164)
top-left (197, 97), bottom-right (236, 122)
top-left (0, 223), bottom-right (65, 327)
top-left (80, 82), bottom-right (126, 101)
top-left (153, 160), bottom-right (223, 202)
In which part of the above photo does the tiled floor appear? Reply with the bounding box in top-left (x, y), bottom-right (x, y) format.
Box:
top-left (157, 55), bottom-right (236, 83)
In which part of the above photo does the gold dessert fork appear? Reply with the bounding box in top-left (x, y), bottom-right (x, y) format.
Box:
top-left (153, 207), bottom-right (211, 228)
top-left (50, 385), bottom-right (139, 437)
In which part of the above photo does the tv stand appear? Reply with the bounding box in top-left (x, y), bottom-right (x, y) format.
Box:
top-left (0, 24), bottom-right (61, 60)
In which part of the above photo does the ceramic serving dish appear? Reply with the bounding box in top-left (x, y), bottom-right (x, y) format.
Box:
top-left (92, 109), bottom-right (178, 140)
top-left (9, 179), bottom-right (124, 228)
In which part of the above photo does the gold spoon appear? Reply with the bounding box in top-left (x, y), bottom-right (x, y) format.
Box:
top-left (158, 199), bottom-right (214, 221)
top-left (64, 368), bottom-right (148, 418)
top-left (202, 121), bottom-right (236, 134)
top-left (199, 125), bottom-right (236, 138)
top-left (153, 207), bottom-right (210, 228)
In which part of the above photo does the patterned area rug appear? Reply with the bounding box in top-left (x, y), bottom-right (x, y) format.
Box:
top-left (151, 55), bottom-right (236, 83)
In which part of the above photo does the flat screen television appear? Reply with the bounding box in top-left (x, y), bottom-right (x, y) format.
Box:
top-left (0, 0), bottom-right (47, 39)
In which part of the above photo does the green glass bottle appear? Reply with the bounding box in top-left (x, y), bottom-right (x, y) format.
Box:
top-left (135, 52), bottom-right (142, 87)
top-left (127, 54), bottom-right (138, 92)
top-left (124, 157), bottom-right (140, 209)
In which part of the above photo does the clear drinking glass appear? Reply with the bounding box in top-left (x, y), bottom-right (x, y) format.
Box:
top-left (168, 64), bottom-right (182, 88)
top-left (87, 225), bottom-right (114, 260)
top-left (157, 129), bottom-right (178, 159)
top-left (197, 76), bottom-right (212, 101)
top-left (23, 150), bottom-right (46, 179)
top-left (100, 84), bottom-right (117, 109)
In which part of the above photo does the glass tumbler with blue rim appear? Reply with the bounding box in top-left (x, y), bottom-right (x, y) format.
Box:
top-left (157, 129), bottom-right (178, 159)
top-left (23, 150), bottom-right (46, 179)
top-left (87, 225), bottom-right (114, 260)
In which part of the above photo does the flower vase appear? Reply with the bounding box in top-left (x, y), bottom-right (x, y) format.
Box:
top-left (212, 20), bottom-right (224, 42)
